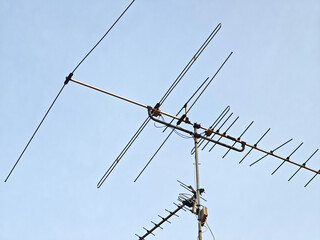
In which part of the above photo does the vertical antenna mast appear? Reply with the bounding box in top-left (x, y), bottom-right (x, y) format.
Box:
top-left (193, 125), bottom-right (203, 240)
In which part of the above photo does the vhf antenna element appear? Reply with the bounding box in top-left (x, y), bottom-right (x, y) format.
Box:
top-left (5, 21), bottom-right (222, 184)
top-left (5, 0), bottom-right (137, 182)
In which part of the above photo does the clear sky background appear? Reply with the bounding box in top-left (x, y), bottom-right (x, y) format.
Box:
top-left (1, 1), bottom-right (319, 240)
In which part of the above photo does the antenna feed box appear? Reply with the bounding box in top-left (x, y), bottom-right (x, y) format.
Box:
top-left (199, 207), bottom-right (208, 226)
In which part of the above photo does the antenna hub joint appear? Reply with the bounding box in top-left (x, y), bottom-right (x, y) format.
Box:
top-left (64, 72), bottom-right (73, 85)
top-left (205, 128), bottom-right (213, 136)
top-left (194, 123), bottom-right (201, 129)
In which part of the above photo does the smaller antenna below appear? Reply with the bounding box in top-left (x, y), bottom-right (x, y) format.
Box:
top-left (135, 180), bottom-right (207, 240)
top-left (135, 203), bottom-right (186, 240)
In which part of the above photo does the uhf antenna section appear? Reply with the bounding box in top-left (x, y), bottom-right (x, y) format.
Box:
top-left (135, 180), bottom-right (207, 240)
top-left (193, 108), bottom-right (320, 187)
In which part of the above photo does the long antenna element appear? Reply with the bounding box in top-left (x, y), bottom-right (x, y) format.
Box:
top-left (97, 24), bottom-right (222, 188)
top-left (72, 0), bottom-right (136, 73)
top-left (4, 84), bottom-right (66, 182)
top-left (4, 0), bottom-right (137, 182)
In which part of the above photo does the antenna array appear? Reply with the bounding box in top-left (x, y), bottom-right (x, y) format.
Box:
top-left (5, 2), bottom-right (319, 240)
top-left (136, 180), bottom-right (206, 240)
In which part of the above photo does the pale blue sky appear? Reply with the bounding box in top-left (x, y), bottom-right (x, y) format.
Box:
top-left (1, 1), bottom-right (319, 240)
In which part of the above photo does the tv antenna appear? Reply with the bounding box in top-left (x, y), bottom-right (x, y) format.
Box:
top-left (5, 2), bottom-right (319, 239)
top-left (135, 180), bottom-right (208, 240)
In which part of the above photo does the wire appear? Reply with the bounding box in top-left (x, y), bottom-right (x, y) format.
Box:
top-left (154, 115), bottom-right (166, 128)
top-left (173, 128), bottom-right (192, 139)
top-left (206, 221), bottom-right (216, 240)
top-left (154, 122), bottom-right (165, 128)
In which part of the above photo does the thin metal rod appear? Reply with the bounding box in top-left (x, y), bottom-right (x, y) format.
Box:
top-left (5, 83), bottom-right (67, 182)
top-left (70, 78), bottom-right (147, 109)
top-left (173, 202), bottom-right (187, 211)
top-left (193, 127), bottom-right (202, 240)
top-left (210, 106), bottom-right (231, 130)
top-left (177, 180), bottom-right (207, 202)
top-left (158, 23), bottom-right (221, 106)
top-left (97, 158), bottom-right (119, 188)
top-left (287, 142), bottom-right (304, 159)
top-left (242, 141), bottom-right (319, 175)
top-left (239, 128), bottom-right (270, 164)
top-left (134, 128), bottom-right (174, 182)
top-left (188, 52), bottom-right (233, 112)
top-left (271, 142), bottom-right (303, 175)
top-left (249, 138), bottom-right (293, 167)
top-left (72, 0), bottom-right (136, 73)
top-left (223, 121), bottom-right (254, 158)
top-left (201, 113), bottom-right (233, 151)
top-left (74, 78), bottom-right (320, 182)
top-left (304, 171), bottom-right (320, 187)
top-left (178, 180), bottom-right (195, 192)
top-left (151, 221), bottom-right (163, 229)
top-left (97, 117), bottom-right (150, 188)
top-left (288, 149), bottom-right (318, 181)
top-left (71, 78), bottom-right (215, 125)
top-left (136, 204), bottom-right (186, 240)
top-left (158, 215), bottom-right (171, 224)
top-left (208, 116), bottom-right (239, 152)
top-left (195, 106), bottom-right (230, 153)
top-left (165, 209), bottom-right (179, 217)
top-left (143, 227), bottom-right (155, 236)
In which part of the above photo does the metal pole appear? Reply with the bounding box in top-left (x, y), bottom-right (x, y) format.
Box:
top-left (193, 126), bottom-right (202, 240)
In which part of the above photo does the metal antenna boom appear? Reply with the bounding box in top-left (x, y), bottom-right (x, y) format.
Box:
top-left (136, 204), bottom-right (186, 240)
top-left (69, 78), bottom-right (320, 187)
